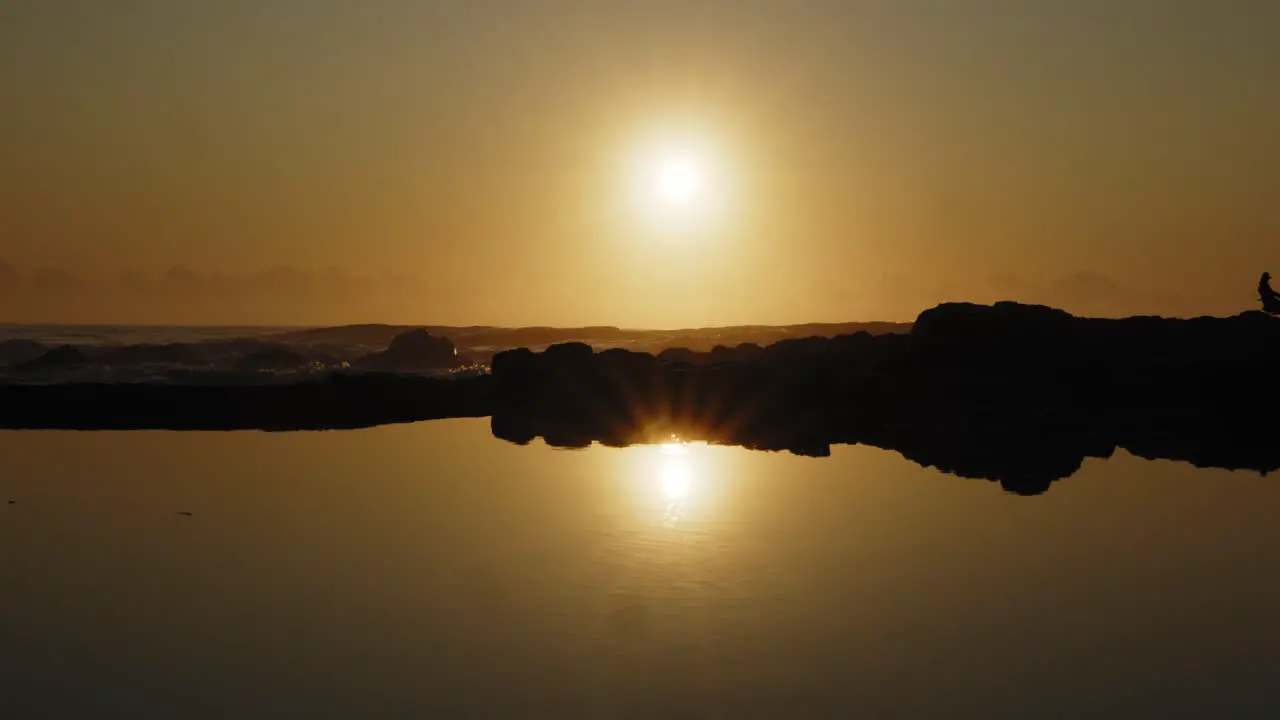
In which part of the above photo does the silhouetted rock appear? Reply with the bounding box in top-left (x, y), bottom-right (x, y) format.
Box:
top-left (542, 341), bottom-right (593, 364)
top-left (482, 302), bottom-right (1280, 493)
top-left (17, 345), bottom-right (88, 373)
top-left (913, 301), bottom-right (1076, 344)
top-left (656, 347), bottom-right (698, 364)
top-left (491, 346), bottom-right (536, 378)
top-left (266, 324), bottom-right (430, 347)
top-left (356, 330), bottom-right (460, 371)
top-left (662, 335), bottom-right (715, 353)
top-left (261, 321), bottom-right (911, 358)
top-left (0, 339), bottom-right (47, 366)
top-left (3, 302), bottom-right (1279, 495)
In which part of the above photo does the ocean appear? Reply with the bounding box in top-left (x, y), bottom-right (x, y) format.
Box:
top-left (0, 323), bottom-right (300, 347)
top-left (2, 322), bottom-right (1278, 717)
top-left (3, 420), bottom-right (1278, 717)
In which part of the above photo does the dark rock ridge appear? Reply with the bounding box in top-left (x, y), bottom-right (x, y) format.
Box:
top-left (16, 345), bottom-right (89, 372)
top-left (488, 302), bottom-right (1280, 494)
top-left (0, 339), bottom-right (48, 366)
top-left (0, 330), bottom-right (462, 376)
top-left (1, 302), bottom-right (1277, 494)
top-left (354, 330), bottom-right (461, 371)
top-left (0, 321), bottom-right (911, 375)
top-left (265, 324), bottom-right (434, 347)
top-left (264, 321), bottom-right (910, 354)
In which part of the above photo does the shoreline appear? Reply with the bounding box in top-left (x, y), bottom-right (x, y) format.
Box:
top-left (2, 301), bottom-right (1277, 493)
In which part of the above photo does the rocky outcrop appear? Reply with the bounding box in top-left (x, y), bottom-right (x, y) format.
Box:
top-left (0, 339), bottom-right (47, 366)
top-left (355, 330), bottom-right (460, 372)
top-left (487, 302), bottom-right (1280, 493)
top-left (262, 321), bottom-right (912, 357)
top-left (1, 302), bottom-right (1277, 494)
top-left (910, 301), bottom-right (1280, 374)
top-left (16, 345), bottom-right (88, 373)
top-left (265, 324), bottom-right (431, 347)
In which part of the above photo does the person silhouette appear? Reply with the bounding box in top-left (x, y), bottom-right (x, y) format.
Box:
top-left (1260, 272), bottom-right (1280, 314)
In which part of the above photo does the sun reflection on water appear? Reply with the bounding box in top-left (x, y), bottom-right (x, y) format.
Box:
top-left (659, 438), bottom-right (688, 455)
top-left (653, 441), bottom-right (704, 526)
top-left (660, 459), bottom-right (692, 501)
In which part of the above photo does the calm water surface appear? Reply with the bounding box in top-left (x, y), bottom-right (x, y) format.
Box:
top-left (2, 420), bottom-right (1278, 717)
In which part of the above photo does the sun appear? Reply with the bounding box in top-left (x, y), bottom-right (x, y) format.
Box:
top-left (655, 156), bottom-right (704, 205)
top-left (618, 124), bottom-right (735, 235)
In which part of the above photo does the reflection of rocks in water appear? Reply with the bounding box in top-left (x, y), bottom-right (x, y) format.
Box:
top-left (488, 301), bottom-right (1280, 495)
top-left (884, 429), bottom-right (1112, 496)
top-left (492, 402), bottom-right (1280, 496)
top-left (490, 409), bottom-right (1118, 496)
top-left (4, 301), bottom-right (1280, 494)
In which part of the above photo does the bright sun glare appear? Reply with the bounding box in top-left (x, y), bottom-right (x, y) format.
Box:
top-left (623, 127), bottom-right (730, 234)
top-left (655, 156), bottom-right (704, 205)
top-left (656, 441), bottom-right (696, 502)
top-left (660, 458), bottom-right (692, 500)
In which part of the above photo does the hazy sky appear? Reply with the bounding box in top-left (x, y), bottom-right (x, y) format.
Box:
top-left (1, 1), bottom-right (1277, 326)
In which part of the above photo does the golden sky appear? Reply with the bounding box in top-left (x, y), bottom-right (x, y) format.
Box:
top-left (1, 1), bottom-right (1277, 326)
